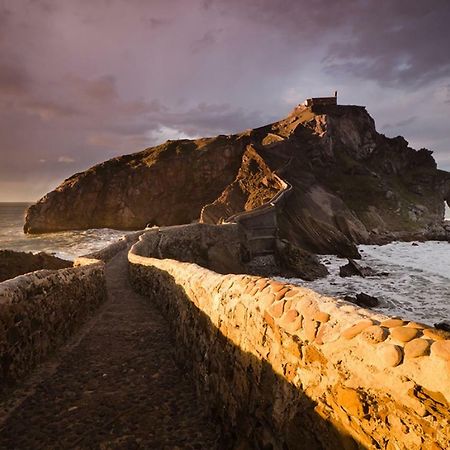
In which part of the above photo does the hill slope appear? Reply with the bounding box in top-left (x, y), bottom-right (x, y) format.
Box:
top-left (24, 102), bottom-right (450, 256)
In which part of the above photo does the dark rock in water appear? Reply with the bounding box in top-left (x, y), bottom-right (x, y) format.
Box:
top-left (276, 239), bottom-right (328, 281)
top-left (435, 322), bottom-right (450, 332)
top-left (412, 242), bottom-right (419, 246)
top-left (0, 250), bottom-right (72, 282)
top-left (339, 259), bottom-right (376, 278)
top-left (344, 292), bottom-right (379, 308)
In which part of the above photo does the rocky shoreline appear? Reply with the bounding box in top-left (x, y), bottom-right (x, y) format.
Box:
top-left (0, 250), bottom-right (72, 283)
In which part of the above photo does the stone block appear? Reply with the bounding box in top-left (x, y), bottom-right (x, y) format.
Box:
top-left (423, 329), bottom-right (450, 341)
top-left (380, 318), bottom-right (405, 328)
top-left (377, 344), bottom-right (403, 367)
top-left (390, 326), bottom-right (419, 343)
top-left (404, 338), bottom-right (430, 358)
top-left (335, 386), bottom-right (365, 417)
top-left (269, 281), bottom-right (286, 293)
top-left (269, 301), bottom-right (285, 319)
top-left (297, 299), bottom-right (319, 320)
top-left (304, 319), bottom-right (319, 341)
top-left (361, 325), bottom-right (388, 344)
top-left (313, 311), bottom-right (330, 323)
top-left (274, 288), bottom-right (290, 302)
top-left (342, 319), bottom-right (374, 339)
top-left (431, 341), bottom-right (450, 361)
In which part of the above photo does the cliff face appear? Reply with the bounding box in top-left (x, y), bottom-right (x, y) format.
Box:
top-left (25, 136), bottom-right (246, 232)
top-left (24, 102), bottom-right (450, 255)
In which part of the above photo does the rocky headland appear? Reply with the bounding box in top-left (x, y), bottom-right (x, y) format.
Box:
top-left (0, 250), bottom-right (72, 282)
top-left (24, 101), bottom-right (450, 261)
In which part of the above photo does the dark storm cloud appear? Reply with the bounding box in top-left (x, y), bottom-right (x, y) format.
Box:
top-left (208, 0), bottom-right (450, 88)
top-left (0, 0), bottom-right (449, 201)
top-left (324, 1), bottom-right (450, 87)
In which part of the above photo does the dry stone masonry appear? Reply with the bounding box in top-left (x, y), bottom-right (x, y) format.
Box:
top-left (0, 264), bottom-right (105, 386)
top-left (129, 228), bottom-right (450, 449)
top-left (0, 233), bottom-right (140, 389)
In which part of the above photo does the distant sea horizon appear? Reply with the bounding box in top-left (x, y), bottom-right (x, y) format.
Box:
top-left (0, 202), bottom-right (129, 261)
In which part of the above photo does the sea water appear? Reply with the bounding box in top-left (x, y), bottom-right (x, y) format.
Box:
top-left (0, 203), bottom-right (130, 261)
top-left (283, 240), bottom-right (450, 325)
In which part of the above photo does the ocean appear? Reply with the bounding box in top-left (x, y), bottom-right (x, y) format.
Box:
top-left (284, 241), bottom-right (450, 326)
top-left (0, 203), bottom-right (129, 261)
top-left (0, 203), bottom-right (449, 324)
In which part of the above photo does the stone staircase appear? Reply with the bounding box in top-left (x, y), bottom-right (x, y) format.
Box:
top-left (226, 173), bottom-right (292, 258)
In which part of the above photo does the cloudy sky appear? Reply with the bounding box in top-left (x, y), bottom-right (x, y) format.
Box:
top-left (1, 0), bottom-right (450, 201)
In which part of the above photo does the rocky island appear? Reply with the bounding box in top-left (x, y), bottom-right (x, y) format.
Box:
top-left (24, 99), bottom-right (450, 261)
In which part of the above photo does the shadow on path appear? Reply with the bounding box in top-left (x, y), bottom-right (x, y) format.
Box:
top-left (0, 251), bottom-right (220, 449)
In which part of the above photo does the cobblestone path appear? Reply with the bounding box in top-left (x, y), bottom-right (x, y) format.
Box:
top-left (0, 251), bottom-right (220, 449)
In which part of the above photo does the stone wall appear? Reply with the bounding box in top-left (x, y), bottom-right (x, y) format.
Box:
top-left (129, 231), bottom-right (450, 449)
top-left (0, 232), bottom-right (141, 388)
top-left (0, 264), bottom-right (105, 387)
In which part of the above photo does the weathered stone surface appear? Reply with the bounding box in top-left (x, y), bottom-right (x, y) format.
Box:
top-left (269, 301), bottom-right (285, 319)
top-left (297, 298), bottom-right (319, 319)
top-left (381, 318), bottom-right (405, 328)
top-left (304, 319), bottom-right (319, 341)
top-left (0, 263), bottom-right (106, 384)
top-left (378, 344), bottom-right (403, 367)
top-left (128, 232), bottom-right (450, 450)
top-left (431, 341), bottom-right (450, 361)
top-left (390, 326), bottom-right (419, 343)
top-left (405, 321), bottom-right (428, 329)
top-left (423, 328), bottom-right (450, 341)
top-left (258, 293), bottom-right (275, 309)
top-left (404, 338), bottom-right (430, 358)
top-left (361, 325), bottom-right (388, 344)
top-left (335, 386), bottom-right (365, 417)
top-left (274, 287), bottom-right (290, 301)
top-left (282, 309), bottom-right (300, 324)
top-left (313, 311), bottom-right (330, 323)
top-left (270, 281), bottom-right (286, 293)
top-left (342, 319), bottom-right (374, 339)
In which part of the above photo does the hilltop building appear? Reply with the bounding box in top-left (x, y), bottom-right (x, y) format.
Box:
top-left (304, 91), bottom-right (338, 107)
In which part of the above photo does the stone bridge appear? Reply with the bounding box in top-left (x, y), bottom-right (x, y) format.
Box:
top-left (225, 174), bottom-right (293, 258)
top-left (0, 190), bottom-right (449, 448)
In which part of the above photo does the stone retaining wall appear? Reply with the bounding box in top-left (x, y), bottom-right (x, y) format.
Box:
top-left (0, 232), bottom-right (141, 388)
top-left (0, 264), bottom-right (105, 387)
top-left (129, 231), bottom-right (450, 449)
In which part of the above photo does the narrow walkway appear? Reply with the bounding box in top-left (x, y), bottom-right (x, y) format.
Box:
top-left (0, 251), bottom-right (220, 449)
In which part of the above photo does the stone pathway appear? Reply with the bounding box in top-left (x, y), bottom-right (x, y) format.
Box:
top-left (0, 251), bottom-right (220, 449)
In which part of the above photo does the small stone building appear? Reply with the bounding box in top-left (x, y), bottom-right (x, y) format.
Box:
top-left (304, 91), bottom-right (338, 107)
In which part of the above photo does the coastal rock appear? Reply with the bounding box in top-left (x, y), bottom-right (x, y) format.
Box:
top-left (24, 102), bottom-right (450, 258)
top-left (434, 322), bottom-right (450, 332)
top-left (275, 239), bottom-right (328, 280)
top-left (339, 258), bottom-right (376, 277)
top-left (344, 292), bottom-right (379, 308)
top-left (0, 250), bottom-right (72, 282)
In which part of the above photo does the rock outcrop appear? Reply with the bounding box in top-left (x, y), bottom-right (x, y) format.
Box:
top-left (0, 250), bottom-right (72, 282)
top-left (24, 101), bottom-right (450, 257)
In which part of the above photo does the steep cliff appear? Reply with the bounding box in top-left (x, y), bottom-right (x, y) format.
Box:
top-left (24, 102), bottom-right (450, 256)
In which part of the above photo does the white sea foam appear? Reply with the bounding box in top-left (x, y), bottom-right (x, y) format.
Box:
top-left (282, 241), bottom-right (450, 326)
top-left (0, 203), bottom-right (131, 260)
